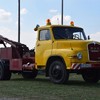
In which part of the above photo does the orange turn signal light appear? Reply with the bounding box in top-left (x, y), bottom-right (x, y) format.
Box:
top-left (46, 19), bottom-right (51, 25)
top-left (70, 21), bottom-right (74, 26)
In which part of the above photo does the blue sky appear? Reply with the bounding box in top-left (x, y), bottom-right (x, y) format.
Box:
top-left (0, 0), bottom-right (100, 49)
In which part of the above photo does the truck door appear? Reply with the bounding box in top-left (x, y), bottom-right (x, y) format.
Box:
top-left (35, 29), bottom-right (52, 66)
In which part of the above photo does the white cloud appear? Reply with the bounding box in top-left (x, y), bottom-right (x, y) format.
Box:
top-left (90, 32), bottom-right (100, 42)
top-left (0, 27), bottom-right (18, 42)
top-left (50, 14), bottom-right (71, 25)
top-left (0, 27), bottom-right (37, 49)
top-left (21, 31), bottom-right (37, 49)
top-left (21, 8), bottom-right (28, 15)
top-left (16, 8), bottom-right (28, 26)
top-left (0, 9), bottom-right (12, 22)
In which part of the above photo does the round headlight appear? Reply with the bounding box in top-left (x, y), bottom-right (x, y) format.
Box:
top-left (77, 52), bottom-right (82, 60)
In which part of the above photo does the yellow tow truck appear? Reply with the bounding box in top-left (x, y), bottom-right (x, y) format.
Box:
top-left (34, 19), bottom-right (100, 84)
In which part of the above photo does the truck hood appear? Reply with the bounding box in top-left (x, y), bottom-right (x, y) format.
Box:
top-left (56, 40), bottom-right (100, 51)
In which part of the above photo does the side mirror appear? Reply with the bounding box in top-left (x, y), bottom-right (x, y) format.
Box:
top-left (34, 24), bottom-right (40, 31)
top-left (88, 35), bottom-right (90, 40)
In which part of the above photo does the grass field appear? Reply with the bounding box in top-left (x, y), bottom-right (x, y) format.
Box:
top-left (0, 74), bottom-right (100, 100)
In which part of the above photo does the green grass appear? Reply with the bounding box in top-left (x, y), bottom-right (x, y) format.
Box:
top-left (0, 74), bottom-right (100, 100)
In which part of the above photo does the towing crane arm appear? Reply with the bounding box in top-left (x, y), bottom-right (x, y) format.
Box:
top-left (0, 35), bottom-right (37, 80)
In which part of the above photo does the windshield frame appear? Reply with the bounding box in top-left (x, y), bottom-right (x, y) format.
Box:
top-left (52, 26), bottom-right (87, 40)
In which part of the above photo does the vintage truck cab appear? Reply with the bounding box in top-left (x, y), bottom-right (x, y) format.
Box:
top-left (35, 19), bottom-right (100, 84)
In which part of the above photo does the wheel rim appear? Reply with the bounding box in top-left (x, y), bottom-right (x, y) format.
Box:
top-left (51, 64), bottom-right (63, 80)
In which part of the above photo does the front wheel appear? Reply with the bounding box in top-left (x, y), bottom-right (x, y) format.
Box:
top-left (49, 60), bottom-right (69, 84)
top-left (82, 70), bottom-right (99, 83)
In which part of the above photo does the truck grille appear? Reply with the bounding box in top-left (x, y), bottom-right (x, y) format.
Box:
top-left (88, 43), bottom-right (100, 61)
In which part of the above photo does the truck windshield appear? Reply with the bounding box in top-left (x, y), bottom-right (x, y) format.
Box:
top-left (52, 27), bottom-right (87, 40)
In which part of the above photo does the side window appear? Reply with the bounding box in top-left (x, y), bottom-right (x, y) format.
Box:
top-left (39, 29), bottom-right (51, 41)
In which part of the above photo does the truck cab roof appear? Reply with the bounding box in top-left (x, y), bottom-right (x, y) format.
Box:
top-left (38, 25), bottom-right (83, 30)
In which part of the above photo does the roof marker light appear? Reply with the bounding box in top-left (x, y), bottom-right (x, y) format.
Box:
top-left (46, 19), bottom-right (51, 25)
top-left (70, 21), bottom-right (74, 26)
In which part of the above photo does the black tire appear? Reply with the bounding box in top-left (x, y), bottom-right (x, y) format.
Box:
top-left (82, 70), bottom-right (99, 83)
top-left (22, 68), bottom-right (38, 79)
top-left (0, 61), bottom-right (11, 80)
top-left (49, 60), bottom-right (69, 84)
